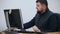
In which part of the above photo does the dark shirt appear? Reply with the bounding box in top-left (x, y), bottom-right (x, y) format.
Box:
top-left (23, 9), bottom-right (57, 32)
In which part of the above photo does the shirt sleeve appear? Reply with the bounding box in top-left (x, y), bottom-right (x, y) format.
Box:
top-left (24, 17), bottom-right (35, 29)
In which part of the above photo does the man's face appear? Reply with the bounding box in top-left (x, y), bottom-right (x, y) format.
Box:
top-left (36, 2), bottom-right (43, 12)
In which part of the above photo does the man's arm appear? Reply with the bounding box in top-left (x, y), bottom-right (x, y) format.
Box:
top-left (24, 17), bottom-right (35, 29)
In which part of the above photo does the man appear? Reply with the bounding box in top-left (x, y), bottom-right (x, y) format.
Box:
top-left (11, 0), bottom-right (57, 32)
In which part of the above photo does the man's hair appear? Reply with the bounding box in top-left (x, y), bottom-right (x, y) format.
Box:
top-left (36, 0), bottom-right (48, 7)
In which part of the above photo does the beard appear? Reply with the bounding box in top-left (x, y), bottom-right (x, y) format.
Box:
top-left (37, 10), bottom-right (43, 14)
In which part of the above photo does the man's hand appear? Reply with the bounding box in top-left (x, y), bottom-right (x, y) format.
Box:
top-left (32, 26), bottom-right (41, 32)
top-left (11, 27), bottom-right (17, 31)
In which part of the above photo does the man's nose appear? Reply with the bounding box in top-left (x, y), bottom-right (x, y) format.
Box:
top-left (36, 7), bottom-right (39, 10)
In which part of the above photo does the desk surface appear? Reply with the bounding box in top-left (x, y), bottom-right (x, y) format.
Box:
top-left (0, 31), bottom-right (60, 34)
top-left (46, 32), bottom-right (60, 34)
top-left (19, 32), bottom-right (60, 34)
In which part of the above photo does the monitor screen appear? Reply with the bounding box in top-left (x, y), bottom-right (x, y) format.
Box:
top-left (4, 9), bottom-right (23, 29)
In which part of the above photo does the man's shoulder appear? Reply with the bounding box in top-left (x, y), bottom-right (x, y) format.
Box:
top-left (48, 13), bottom-right (57, 22)
top-left (50, 13), bottom-right (56, 18)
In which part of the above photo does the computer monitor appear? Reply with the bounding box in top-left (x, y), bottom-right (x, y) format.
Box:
top-left (4, 9), bottom-right (24, 31)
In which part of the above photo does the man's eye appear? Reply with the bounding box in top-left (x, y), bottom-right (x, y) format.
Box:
top-left (37, 5), bottom-right (39, 7)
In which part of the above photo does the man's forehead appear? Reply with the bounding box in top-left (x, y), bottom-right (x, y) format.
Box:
top-left (36, 2), bottom-right (42, 5)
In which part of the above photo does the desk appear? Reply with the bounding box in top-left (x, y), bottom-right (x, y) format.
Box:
top-left (19, 32), bottom-right (60, 34)
top-left (0, 31), bottom-right (60, 34)
top-left (46, 32), bottom-right (60, 34)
